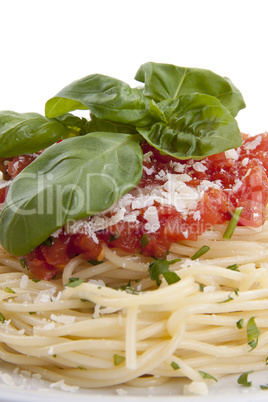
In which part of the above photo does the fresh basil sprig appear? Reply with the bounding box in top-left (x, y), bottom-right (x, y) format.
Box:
top-left (0, 132), bottom-right (143, 255)
top-left (0, 62), bottom-right (246, 256)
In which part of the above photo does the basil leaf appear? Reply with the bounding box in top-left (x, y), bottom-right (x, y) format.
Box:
top-left (53, 113), bottom-right (89, 135)
top-left (0, 132), bottom-right (143, 256)
top-left (149, 259), bottom-right (181, 287)
top-left (0, 111), bottom-right (77, 158)
top-left (45, 74), bottom-right (154, 127)
top-left (135, 62), bottom-right (246, 117)
top-left (85, 115), bottom-right (138, 135)
top-left (137, 93), bottom-right (242, 160)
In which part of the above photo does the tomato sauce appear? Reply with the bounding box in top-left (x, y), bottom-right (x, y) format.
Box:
top-left (1, 133), bottom-right (268, 280)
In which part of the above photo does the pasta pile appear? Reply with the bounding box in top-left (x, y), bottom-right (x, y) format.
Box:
top-left (1, 219), bottom-right (268, 393)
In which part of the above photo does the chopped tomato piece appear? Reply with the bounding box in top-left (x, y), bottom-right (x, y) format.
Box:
top-left (25, 248), bottom-right (61, 281)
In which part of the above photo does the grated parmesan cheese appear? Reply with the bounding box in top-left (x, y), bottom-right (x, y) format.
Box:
top-left (143, 165), bottom-right (154, 175)
top-left (225, 149), bottom-right (239, 160)
top-left (241, 157), bottom-right (249, 167)
top-left (50, 314), bottom-right (76, 325)
top-left (243, 135), bottom-right (262, 151)
top-left (19, 275), bottom-right (29, 289)
top-left (169, 160), bottom-right (185, 173)
top-left (143, 151), bottom-right (153, 162)
top-left (192, 161), bottom-right (208, 172)
top-left (144, 206), bottom-right (160, 233)
top-left (49, 379), bottom-right (79, 392)
top-left (183, 381), bottom-right (208, 396)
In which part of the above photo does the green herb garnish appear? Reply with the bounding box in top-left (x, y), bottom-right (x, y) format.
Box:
top-left (198, 370), bottom-right (217, 382)
top-left (199, 284), bottom-right (204, 292)
top-left (247, 317), bottom-right (260, 351)
top-left (171, 361), bottom-right (180, 370)
top-left (219, 295), bottom-right (234, 303)
top-left (223, 207), bottom-right (243, 240)
top-left (4, 287), bottom-right (15, 294)
top-left (20, 258), bottom-right (27, 269)
top-left (109, 231), bottom-right (120, 242)
top-left (113, 354), bottom-right (125, 366)
top-left (191, 245), bottom-right (210, 260)
top-left (236, 318), bottom-right (244, 329)
top-left (65, 278), bottom-right (85, 288)
top-left (87, 259), bottom-right (103, 266)
top-left (119, 280), bottom-right (139, 294)
top-left (0, 312), bottom-right (5, 323)
top-left (149, 258), bottom-right (181, 287)
top-left (226, 263), bottom-right (239, 271)
top-left (140, 233), bottom-right (150, 248)
top-left (237, 370), bottom-right (254, 387)
top-left (42, 236), bottom-right (54, 247)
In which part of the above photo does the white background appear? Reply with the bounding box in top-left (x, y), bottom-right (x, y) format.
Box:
top-left (0, 0), bottom-right (267, 135)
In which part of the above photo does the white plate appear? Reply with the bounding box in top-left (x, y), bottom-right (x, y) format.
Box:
top-left (1, 361), bottom-right (268, 402)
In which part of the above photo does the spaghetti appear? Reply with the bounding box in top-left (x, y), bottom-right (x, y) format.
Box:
top-left (1, 218), bottom-right (268, 393)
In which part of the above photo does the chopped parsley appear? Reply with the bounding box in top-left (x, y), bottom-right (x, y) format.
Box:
top-left (149, 258), bottom-right (181, 287)
top-left (87, 259), bottom-right (103, 266)
top-left (20, 258), bottom-right (28, 269)
top-left (226, 263), bottom-right (240, 271)
top-left (109, 230), bottom-right (120, 242)
top-left (140, 233), bottom-right (150, 248)
top-left (237, 370), bottom-right (254, 387)
top-left (113, 354), bottom-right (125, 366)
top-left (191, 245), bottom-right (210, 260)
top-left (247, 317), bottom-right (260, 351)
top-left (65, 278), bottom-right (85, 288)
top-left (219, 293), bottom-right (234, 303)
top-left (4, 287), bottom-right (15, 294)
top-left (198, 370), bottom-right (217, 382)
top-left (236, 318), bottom-right (244, 329)
top-left (171, 361), bottom-right (180, 370)
top-left (42, 236), bottom-right (54, 247)
top-left (0, 312), bottom-right (5, 323)
top-left (119, 280), bottom-right (139, 294)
